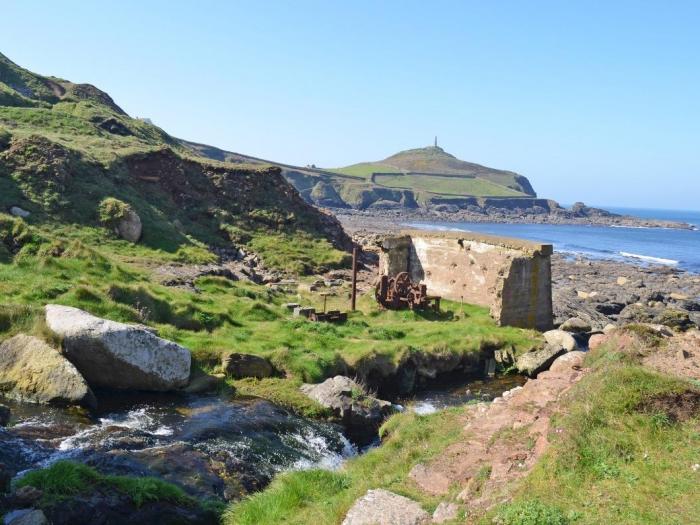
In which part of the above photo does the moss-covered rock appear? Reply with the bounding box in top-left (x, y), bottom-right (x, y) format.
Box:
top-left (0, 334), bottom-right (96, 408)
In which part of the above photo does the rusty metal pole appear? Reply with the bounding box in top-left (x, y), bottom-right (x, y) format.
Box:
top-left (351, 244), bottom-right (359, 311)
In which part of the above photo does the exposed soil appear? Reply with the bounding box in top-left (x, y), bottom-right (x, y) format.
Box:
top-left (637, 390), bottom-right (700, 423)
top-left (643, 329), bottom-right (700, 381)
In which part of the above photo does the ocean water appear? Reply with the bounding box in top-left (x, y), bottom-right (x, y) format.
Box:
top-left (406, 208), bottom-right (700, 273)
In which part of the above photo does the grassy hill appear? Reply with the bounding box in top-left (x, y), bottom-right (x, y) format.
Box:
top-left (188, 144), bottom-right (539, 210)
top-left (329, 145), bottom-right (536, 199)
top-left (0, 52), bottom-right (351, 274)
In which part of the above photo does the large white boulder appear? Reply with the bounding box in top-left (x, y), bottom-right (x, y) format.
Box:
top-left (544, 329), bottom-right (579, 352)
top-left (45, 305), bottom-right (190, 391)
top-left (342, 489), bottom-right (430, 525)
top-left (0, 335), bottom-right (96, 408)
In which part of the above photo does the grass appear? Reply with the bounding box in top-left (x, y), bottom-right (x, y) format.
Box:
top-left (15, 460), bottom-right (196, 508)
top-left (1, 67), bottom-right (350, 275)
top-left (223, 407), bottom-right (468, 524)
top-left (374, 173), bottom-right (527, 197)
top-left (327, 162), bottom-right (400, 179)
top-left (232, 377), bottom-right (332, 419)
top-left (484, 335), bottom-right (700, 525)
top-left (224, 330), bottom-right (700, 525)
top-left (0, 219), bottom-right (539, 385)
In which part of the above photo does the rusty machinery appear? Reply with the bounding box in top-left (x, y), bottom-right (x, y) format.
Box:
top-left (375, 271), bottom-right (440, 312)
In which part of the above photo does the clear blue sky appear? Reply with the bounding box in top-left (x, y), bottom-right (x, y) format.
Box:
top-left (2, 1), bottom-right (699, 210)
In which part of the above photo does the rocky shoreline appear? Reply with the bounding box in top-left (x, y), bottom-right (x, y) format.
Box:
top-left (339, 212), bottom-right (700, 335)
top-left (551, 253), bottom-right (700, 330)
top-left (335, 205), bottom-right (697, 231)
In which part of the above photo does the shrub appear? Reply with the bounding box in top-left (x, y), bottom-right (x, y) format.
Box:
top-left (97, 197), bottom-right (131, 229)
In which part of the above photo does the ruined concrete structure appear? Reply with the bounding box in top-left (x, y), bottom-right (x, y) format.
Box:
top-left (378, 230), bottom-right (553, 330)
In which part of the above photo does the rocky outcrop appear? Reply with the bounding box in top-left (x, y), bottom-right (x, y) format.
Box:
top-left (300, 376), bottom-right (394, 444)
top-left (408, 351), bottom-right (588, 517)
top-left (548, 350), bottom-right (586, 373)
top-left (45, 305), bottom-right (191, 391)
top-left (0, 335), bottom-right (96, 408)
top-left (550, 255), bottom-right (700, 331)
top-left (341, 489), bottom-right (430, 525)
top-left (221, 352), bottom-right (274, 379)
top-left (431, 502), bottom-right (460, 523)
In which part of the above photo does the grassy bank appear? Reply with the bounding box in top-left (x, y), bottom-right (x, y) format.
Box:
top-left (0, 218), bottom-right (539, 386)
top-left (487, 335), bottom-right (700, 525)
top-left (223, 330), bottom-right (700, 525)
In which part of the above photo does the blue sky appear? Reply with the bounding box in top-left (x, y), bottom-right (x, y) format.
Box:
top-left (2, 1), bottom-right (699, 209)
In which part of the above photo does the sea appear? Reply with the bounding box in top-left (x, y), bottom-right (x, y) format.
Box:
top-left (406, 207), bottom-right (700, 274)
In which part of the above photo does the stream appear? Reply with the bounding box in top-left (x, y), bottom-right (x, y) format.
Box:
top-left (0, 374), bottom-right (525, 502)
top-left (0, 392), bottom-right (355, 500)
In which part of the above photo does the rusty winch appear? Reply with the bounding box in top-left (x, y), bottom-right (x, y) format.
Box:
top-left (375, 272), bottom-right (440, 311)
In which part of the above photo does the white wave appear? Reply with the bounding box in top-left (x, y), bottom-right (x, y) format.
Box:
top-left (403, 222), bottom-right (471, 233)
top-left (99, 407), bottom-right (173, 436)
top-left (619, 252), bottom-right (679, 265)
top-left (288, 429), bottom-right (357, 471)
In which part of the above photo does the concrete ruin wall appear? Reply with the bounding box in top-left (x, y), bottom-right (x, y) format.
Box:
top-left (378, 230), bottom-right (553, 330)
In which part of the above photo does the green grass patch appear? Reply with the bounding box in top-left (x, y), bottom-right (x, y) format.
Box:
top-left (0, 225), bottom-right (538, 383)
top-left (233, 377), bottom-right (332, 419)
top-left (374, 173), bottom-right (526, 197)
top-left (327, 162), bottom-right (400, 179)
top-left (15, 461), bottom-right (196, 508)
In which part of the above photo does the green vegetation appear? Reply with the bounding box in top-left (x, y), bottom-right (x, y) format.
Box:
top-left (486, 335), bottom-right (700, 525)
top-left (224, 407), bottom-right (467, 524)
top-left (97, 197), bottom-right (132, 228)
top-left (311, 145), bottom-right (536, 207)
top-left (494, 500), bottom-right (571, 525)
top-left (16, 460), bottom-right (196, 508)
top-left (327, 162), bottom-right (400, 179)
top-left (222, 332), bottom-right (700, 525)
top-left (0, 222), bottom-right (539, 383)
top-left (329, 146), bottom-right (535, 197)
top-left (233, 377), bottom-right (332, 419)
top-left (374, 173), bottom-right (526, 197)
top-left (0, 53), bottom-right (349, 275)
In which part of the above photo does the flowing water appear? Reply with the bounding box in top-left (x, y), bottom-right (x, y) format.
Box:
top-left (0, 392), bottom-right (356, 500)
top-left (1, 373), bottom-right (525, 501)
top-left (398, 374), bottom-right (527, 415)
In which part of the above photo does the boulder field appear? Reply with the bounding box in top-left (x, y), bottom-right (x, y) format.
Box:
top-left (45, 304), bottom-right (191, 391)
